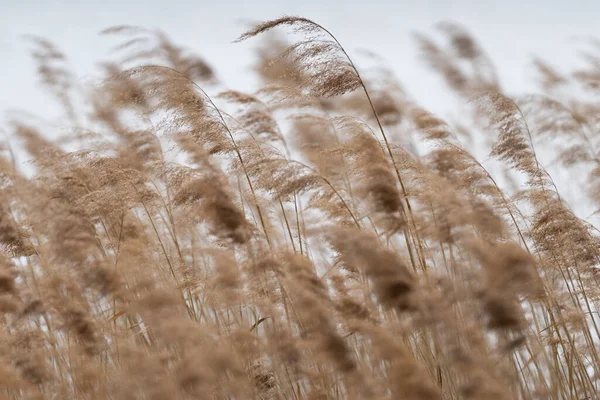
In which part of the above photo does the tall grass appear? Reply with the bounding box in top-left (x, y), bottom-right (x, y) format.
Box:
top-left (1, 17), bottom-right (600, 399)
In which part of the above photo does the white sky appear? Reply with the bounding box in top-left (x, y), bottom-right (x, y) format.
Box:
top-left (1, 0), bottom-right (600, 219)
top-left (2, 0), bottom-right (600, 120)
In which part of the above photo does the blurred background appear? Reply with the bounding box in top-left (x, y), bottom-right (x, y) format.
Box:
top-left (2, 0), bottom-right (600, 223)
top-left (2, 0), bottom-right (599, 119)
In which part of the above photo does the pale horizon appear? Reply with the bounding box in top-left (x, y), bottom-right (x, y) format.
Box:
top-left (3, 0), bottom-right (599, 120)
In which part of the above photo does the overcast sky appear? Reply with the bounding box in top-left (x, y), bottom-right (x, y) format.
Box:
top-left (2, 0), bottom-right (600, 120)
top-left (2, 0), bottom-right (600, 220)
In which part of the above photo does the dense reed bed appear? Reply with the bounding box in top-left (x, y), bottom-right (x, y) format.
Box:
top-left (1, 17), bottom-right (600, 399)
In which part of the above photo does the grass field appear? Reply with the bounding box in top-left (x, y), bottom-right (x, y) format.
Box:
top-left (1, 16), bottom-right (600, 399)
